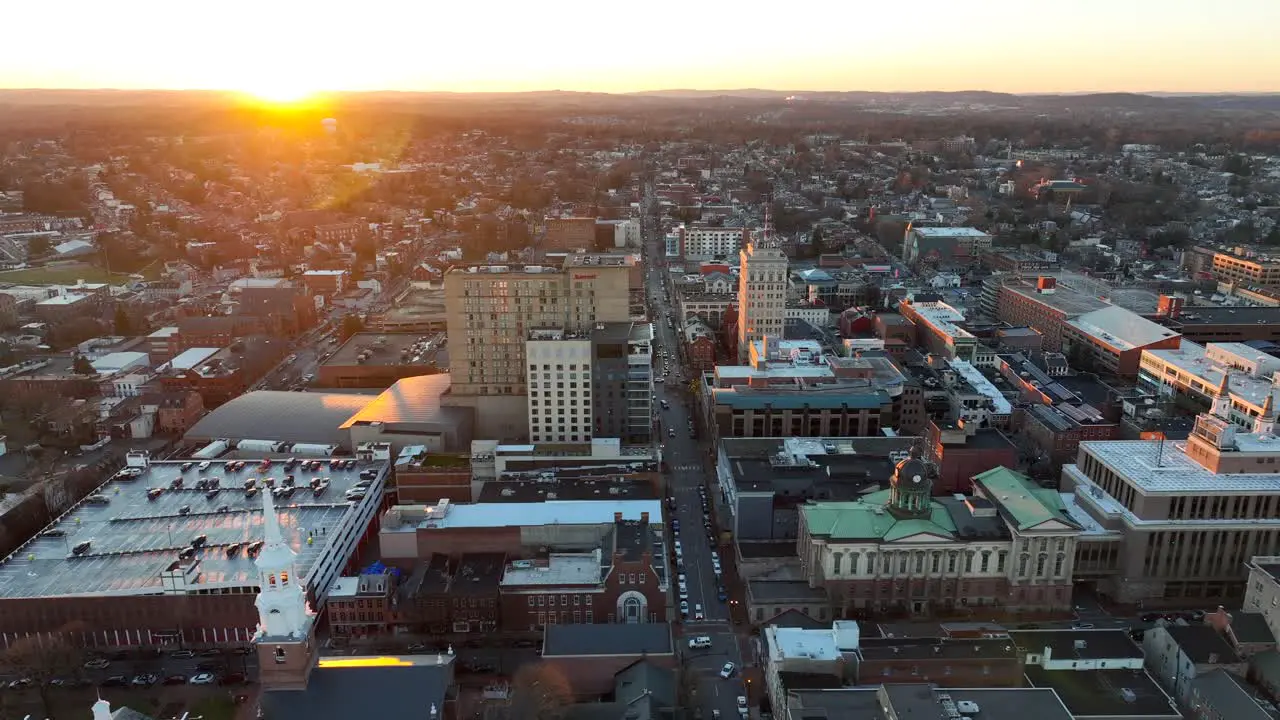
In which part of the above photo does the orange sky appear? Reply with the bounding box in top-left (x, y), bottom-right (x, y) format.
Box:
top-left (3, 0), bottom-right (1277, 95)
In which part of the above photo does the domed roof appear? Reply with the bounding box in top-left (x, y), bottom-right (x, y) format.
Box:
top-left (888, 451), bottom-right (933, 517)
top-left (892, 456), bottom-right (930, 491)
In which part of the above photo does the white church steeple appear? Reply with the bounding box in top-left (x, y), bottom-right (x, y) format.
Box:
top-left (1257, 393), bottom-right (1277, 437)
top-left (254, 488), bottom-right (314, 640)
top-left (1212, 372), bottom-right (1232, 420)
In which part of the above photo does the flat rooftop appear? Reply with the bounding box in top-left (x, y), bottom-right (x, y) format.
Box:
top-left (1145, 340), bottom-right (1279, 408)
top-left (1024, 667), bottom-right (1180, 718)
top-left (1067, 306), bottom-right (1180, 351)
top-left (949, 359), bottom-right (1013, 414)
top-left (325, 332), bottom-right (439, 367)
top-left (1075, 438), bottom-right (1280, 495)
top-left (543, 622), bottom-right (673, 657)
top-left (0, 458), bottom-right (386, 599)
top-left (500, 554), bottom-right (602, 587)
top-left (382, 499), bottom-right (663, 533)
top-left (1006, 278), bottom-right (1109, 317)
top-left (1009, 629), bottom-right (1143, 660)
top-left (912, 227), bottom-right (990, 238)
top-left (908, 301), bottom-right (974, 339)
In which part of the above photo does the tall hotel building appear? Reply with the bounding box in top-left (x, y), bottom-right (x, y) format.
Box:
top-left (443, 255), bottom-right (631, 439)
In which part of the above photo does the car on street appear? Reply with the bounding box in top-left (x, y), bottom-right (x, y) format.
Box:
top-left (694, 604), bottom-right (705, 620)
top-left (668, 428), bottom-right (675, 437)
top-left (688, 636), bottom-right (713, 649)
top-left (100, 675), bottom-right (129, 688)
top-left (84, 658), bottom-right (110, 669)
top-left (170, 649), bottom-right (195, 659)
top-left (679, 600), bottom-right (689, 617)
top-left (737, 696), bottom-right (750, 717)
top-left (1072, 622), bottom-right (1095, 629)
top-left (189, 672), bottom-right (217, 685)
top-left (719, 662), bottom-right (737, 679)
top-left (7, 678), bottom-right (34, 689)
top-left (220, 672), bottom-right (247, 685)
top-left (163, 674), bottom-right (189, 686)
top-left (131, 674), bottom-right (158, 687)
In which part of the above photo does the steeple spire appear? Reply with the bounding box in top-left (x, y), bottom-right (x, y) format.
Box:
top-left (1257, 393), bottom-right (1277, 436)
top-left (262, 484), bottom-right (285, 548)
top-left (1211, 372), bottom-right (1233, 420)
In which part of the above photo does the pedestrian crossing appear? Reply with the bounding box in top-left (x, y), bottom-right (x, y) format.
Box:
top-left (673, 464), bottom-right (702, 472)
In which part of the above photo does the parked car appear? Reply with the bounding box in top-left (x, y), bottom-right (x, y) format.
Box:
top-left (189, 672), bottom-right (217, 685)
top-left (84, 658), bottom-right (110, 670)
top-left (737, 695), bottom-right (749, 717)
top-left (220, 672), bottom-right (247, 685)
top-left (7, 678), bottom-right (34, 690)
top-left (170, 649), bottom-right (195, 659)
top-left (688, 636), bottom-right (713, 649)
top-left (131, 674), bottom-right (158, 687)
top-left (100, 675), bottom-right (129, 688)
top-left (163, 674), bottom-right (189, 686)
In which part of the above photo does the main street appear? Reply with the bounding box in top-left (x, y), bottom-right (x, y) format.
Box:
top-left (644, 220), bottom-right (749, 720)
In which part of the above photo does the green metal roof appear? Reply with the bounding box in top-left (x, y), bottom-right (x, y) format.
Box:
top-left (801, 495), bottom-right (957, 542)
top-left (972, 467), bottom-right (1076, 531)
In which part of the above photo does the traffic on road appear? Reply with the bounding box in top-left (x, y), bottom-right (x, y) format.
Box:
top-left (644, 215), bottom-right (751, 720)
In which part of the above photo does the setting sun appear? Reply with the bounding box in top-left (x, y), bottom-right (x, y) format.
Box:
top-left (243, 82), bottom-right (318, 105)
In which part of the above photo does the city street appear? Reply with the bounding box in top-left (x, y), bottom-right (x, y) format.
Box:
top-left (645, 220), bottom-right (750, 720)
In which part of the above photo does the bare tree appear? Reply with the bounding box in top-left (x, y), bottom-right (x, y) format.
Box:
top-left (0, 629), bottom-right (87, 717)
top-left (507, 662), bottom-right (573, 720)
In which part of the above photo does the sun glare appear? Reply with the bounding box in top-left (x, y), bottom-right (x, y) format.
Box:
top-left (244, 83), bottom-right (317, 105)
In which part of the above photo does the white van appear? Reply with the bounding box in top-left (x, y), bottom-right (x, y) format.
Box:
top-left (688, 636), bottom-right (713, 649)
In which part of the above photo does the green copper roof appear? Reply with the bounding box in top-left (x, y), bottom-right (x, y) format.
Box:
top-left (801, 497), bottom-right (957, 541)
top-left (972, 466), bottom-right (1077, 531)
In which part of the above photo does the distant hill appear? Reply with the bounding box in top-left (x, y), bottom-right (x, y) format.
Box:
top-left (0, 88), bottom-right (1277, 112)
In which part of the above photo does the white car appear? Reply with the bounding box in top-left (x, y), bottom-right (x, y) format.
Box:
top-left (719, 662), bottom-right (737, 679)
top-left (679, 600), bottom-right (689, 616)
top-left (737, 696), bottom-right (749, 717)
top-left (694, 604), bottom-right (705, 620)
top-left (189, 672), bottom-right (216, 685)
top-left (688, 636), bottom-right (713, 649)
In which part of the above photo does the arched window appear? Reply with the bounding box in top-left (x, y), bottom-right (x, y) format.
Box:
top-left (268, 574), bottom-right (277, 587)
top-left (280, 571), bottom-right (289, 586)
top-left (832, 552), bottom-right (843, 576)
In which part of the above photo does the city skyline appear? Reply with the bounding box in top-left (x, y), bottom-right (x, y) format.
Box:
top-left (3, 0), bottom-right (1278, 98)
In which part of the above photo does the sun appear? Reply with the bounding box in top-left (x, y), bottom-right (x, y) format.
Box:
top-left (243, 82), bottom-right (318, 105)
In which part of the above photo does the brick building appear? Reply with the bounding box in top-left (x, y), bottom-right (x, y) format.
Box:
top-left (683, 319), bottom-right (717, 373)
top-left (1022, 404), bottom-right (1121, 469)
top-left (995, 277), bottom-right (1107, 352)
top-left (926, 419), bottom-right (1019, 495)
top-left (141, 390), bottom-right (205, 435)
top-left (393, 448), bottom-right (473, 504)
top-left (545, 217), bottom-right (598, 251)
top-left (499, 520), bottom-right (667, 629)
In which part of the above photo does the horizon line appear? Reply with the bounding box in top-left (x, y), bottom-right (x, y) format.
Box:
top-left (2, 86), bottom-right (1279, 97)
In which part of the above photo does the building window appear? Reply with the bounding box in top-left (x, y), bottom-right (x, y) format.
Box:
top-left (527, 596), bottom-right (535, 606)
top-left (560, 594), bottom-right (567, 606)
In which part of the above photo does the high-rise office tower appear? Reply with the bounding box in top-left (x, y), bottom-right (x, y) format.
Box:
top-left (737, 231), bottom-right (789, 363)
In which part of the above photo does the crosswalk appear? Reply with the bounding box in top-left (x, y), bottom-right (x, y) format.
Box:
top-left (673, 464), bottom-right (702, 472)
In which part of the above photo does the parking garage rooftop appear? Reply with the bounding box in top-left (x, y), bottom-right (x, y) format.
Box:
top-left (0, 458), bottom-right (383, 599)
